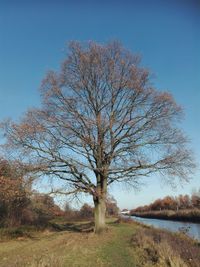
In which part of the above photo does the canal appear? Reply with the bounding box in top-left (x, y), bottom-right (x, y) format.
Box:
top-left (130, 215), bottom-right (200, 241)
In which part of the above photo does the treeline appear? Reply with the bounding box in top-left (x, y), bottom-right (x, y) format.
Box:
top-left (64, 195), bottom-right (119, 220)
top-left (0, 159), bottom-right (64, 227)
top-left (131, 193), bottom-right (200, 213)
top-left (130, 192), bottom-right (200, 223)
top-left (0, 159), bottom-right (119, 228)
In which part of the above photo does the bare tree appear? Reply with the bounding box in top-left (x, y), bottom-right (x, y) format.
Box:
top-left (1, 41), bottom-right (194, 233)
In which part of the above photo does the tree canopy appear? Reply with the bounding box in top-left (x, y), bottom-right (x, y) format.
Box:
top-left (1, 41), bottom-right (195, 232)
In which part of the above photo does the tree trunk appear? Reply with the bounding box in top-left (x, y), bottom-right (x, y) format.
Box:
top-left (94, 196), bottom-right (106, 234)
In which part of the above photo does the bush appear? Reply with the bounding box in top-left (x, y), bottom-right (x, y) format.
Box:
top-left (0, 226), bottom-right (36, 240)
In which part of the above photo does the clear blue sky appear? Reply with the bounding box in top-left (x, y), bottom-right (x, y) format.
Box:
top-left (0, 0), bottom-right (200, 209)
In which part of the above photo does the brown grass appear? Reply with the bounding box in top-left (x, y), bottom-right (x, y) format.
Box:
top-left (131, 227), bottom-right (200, 267)
top-left (0, 219), bottom-right (199, 267)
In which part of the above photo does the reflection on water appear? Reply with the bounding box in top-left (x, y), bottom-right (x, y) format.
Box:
top-left (130, 216), bottom-right (200, 241)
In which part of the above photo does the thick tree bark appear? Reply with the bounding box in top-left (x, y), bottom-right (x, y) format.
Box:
top-left (93, 172), bottom-right (107, 233)
top-left (94, 195), bottom-right (106, 234)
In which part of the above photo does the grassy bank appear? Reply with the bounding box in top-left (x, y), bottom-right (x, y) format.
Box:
top-left (131, 209), bottom-right (200, 223)
top-left (0, 218), bottom-right (199, 267)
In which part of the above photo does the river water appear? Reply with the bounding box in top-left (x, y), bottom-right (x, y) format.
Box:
top-left (130, 216), bottom-right (200, 241)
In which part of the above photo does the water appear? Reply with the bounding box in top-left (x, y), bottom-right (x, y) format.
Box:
top-left (130, 216), bottom-right (200, 241)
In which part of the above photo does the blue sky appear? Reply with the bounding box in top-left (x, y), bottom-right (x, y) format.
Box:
top-left (0, 0), bottom-right (200, 209)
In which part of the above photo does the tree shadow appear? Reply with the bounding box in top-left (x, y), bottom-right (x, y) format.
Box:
top-left (49, 221), bottom-right (94, 233)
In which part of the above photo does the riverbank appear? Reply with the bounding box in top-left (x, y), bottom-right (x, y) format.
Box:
top-left (0, 218), bottom-right (200, 267)
top-left (131, 209), bottom-right (200, 223)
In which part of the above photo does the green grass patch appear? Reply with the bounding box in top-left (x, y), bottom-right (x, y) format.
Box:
top-left (99, 223), bottom-right (138, 267)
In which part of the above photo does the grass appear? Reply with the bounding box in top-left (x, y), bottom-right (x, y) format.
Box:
top-left (0, 218), bottom-right (199, 267)
top-left (0, 226), bottom-right (39, 241)
top-left (130, 223), bottom-right (200, 267)
top-left (98, 222), bottom-right (137, 267)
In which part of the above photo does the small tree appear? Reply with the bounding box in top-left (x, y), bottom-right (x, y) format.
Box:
top-left (79, 203), bottom-right (93, 218)
top-left (64, 203), bottom-right (72, 214)
top-left (30, 193), bottom-right (63, 225)
top-left (178, 194), bottom-right (191, 209)
top-left (1, 41), bottom-right (194, 233)
top-left (64, 202), bottom-right (76, 219)
top-left (191, 189), bottom-right (200, 209)
top-left (106, 195), bottom-right (119, 216)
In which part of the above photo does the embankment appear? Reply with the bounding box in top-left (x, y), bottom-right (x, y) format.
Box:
top-left (131, 209), bottom-right (200, 223)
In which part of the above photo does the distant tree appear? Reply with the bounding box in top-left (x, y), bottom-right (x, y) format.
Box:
top-left (1, 41), bottom-right (194, 233)
top-left (79, 203), bottom-right (93, 218)
top-left (135, 205), bottom-right (149, 212)
top-left (106, 195), bottom-right (119, 216)
top-left (160, 196), bottom-right (175, 210)
top-left (191, 189), bottom-right (200, 209)
top-left (64, 202), bottom-right (72, 213)
top-left (178, 194), bottom-right (191, 209)
top-left (64, 202), bottom-right (75, 218)
top-left (30, 193), bottom-right (63, 225)
top-left (191, 195), bottom-right (200, 209)
top-left (132, 193), bottom-right (198, 213)
top-left (150, 198), bottom-right (163, 211)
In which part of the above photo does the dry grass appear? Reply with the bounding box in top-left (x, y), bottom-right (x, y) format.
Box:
top-left (0, 219), bottom-right (199, 267)
top-left (0, 220), bottom-right (124, 267)
top-left (131, 227), bottom-right (200, 267)
top-left (0, 230), bottom-right (104, 267)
